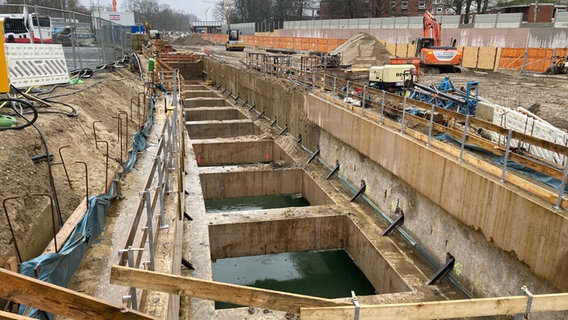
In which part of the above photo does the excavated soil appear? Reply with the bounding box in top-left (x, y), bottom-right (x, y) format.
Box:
top-left (0, 67), bottom-right (145, 261)
top-left (331, 32), bottom-right (392, 68)
top-left (171, 33), bottom-right (214, 46)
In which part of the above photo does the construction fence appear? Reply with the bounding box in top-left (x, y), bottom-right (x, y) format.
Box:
top-left (201, 33), bottom-right (565, 73)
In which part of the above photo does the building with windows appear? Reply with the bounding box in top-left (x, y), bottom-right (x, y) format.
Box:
top-left (319, 0), bottom-right (454, 19)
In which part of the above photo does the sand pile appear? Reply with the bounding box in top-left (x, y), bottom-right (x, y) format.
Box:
top-left (171, 33), bottom-right (213, 46)
top-left (331, 33), bottom-right (392, 68)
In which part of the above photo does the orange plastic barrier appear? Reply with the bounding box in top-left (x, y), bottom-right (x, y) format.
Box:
top-left (198, 34), bottom-right (346, 53)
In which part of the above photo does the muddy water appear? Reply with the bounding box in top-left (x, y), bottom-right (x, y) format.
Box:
top-left (205, 194), bottom-right (310, 213)
top-left (212, 249), bottom-right (376, 309)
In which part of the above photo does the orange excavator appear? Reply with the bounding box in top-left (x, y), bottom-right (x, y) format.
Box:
top-left (415, 11), bottom-right (462, 73)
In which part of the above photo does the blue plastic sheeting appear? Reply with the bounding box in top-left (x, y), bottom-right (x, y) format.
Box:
top-left (18, 179), bottom-right (117, 319)
top-left (18, 96), bottom-right (157, 319)
top-left (123, 96), bottom-right (156, 173)
top-left (435, 133), bottom-right (568, 192)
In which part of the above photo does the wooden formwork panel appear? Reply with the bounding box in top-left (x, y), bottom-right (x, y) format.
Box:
top-left (385, 42), bottom-right (396, 55)
top-left (394, 43), bottom-right (407, 57)
top-left (462, 46), bottom-right (478, 69)
top-left (477, 47), bottom-right (499, 70)
top-left (526, 48), bottom-right (554, 72)
top-left (499, 48), bottom-right (525, 70)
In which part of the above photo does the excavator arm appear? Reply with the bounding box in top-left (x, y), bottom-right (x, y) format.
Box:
top-left (423, 11), bottom-right (442, 46)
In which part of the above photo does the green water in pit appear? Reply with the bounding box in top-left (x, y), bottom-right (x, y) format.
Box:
top-left (212, 249), bottom-right (376, 309)
top-left (205, 194), bottom-right (310, 213)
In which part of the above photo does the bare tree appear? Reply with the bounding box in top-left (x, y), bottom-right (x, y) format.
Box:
top-left (370, 0), bottom-right (389, 17)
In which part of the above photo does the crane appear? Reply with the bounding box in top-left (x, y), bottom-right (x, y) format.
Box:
top-left (414, 11), bottom-right (462, 73)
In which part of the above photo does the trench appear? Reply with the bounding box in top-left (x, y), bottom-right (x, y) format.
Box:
top-left (182, 79), bottom-right (448, 319)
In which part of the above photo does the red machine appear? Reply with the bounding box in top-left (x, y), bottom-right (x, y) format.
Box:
top-left (415, 11), bottom-right (462, 73)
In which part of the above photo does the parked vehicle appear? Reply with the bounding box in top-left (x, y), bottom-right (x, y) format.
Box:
top-left (54, 25), bottom-right (96, 47)
top-left (1, 13), bottom-right (53, 43)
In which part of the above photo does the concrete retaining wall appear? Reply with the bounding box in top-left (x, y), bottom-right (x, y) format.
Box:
top-left (208, 215), bottom-right (410, 294)
top-left (203, 59), bottom-right (568, 318)
top-left (306, 94), bottom-right (568, 297)
top-left (200, 168), bottom-right (334, 206)
top-left (192, 140), bottom-right (291, 166)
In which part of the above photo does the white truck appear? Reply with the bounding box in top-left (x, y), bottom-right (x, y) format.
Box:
top-left (369, 64), bottom-right (416, 92)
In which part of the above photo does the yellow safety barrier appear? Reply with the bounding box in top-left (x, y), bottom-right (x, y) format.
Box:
top-left (0, 18), bottom-right (9, 93)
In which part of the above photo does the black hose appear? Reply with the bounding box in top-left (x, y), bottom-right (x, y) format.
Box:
top-left (0, 98), bottom-right (39, 131)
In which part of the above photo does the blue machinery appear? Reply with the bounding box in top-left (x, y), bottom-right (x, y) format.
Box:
top-left (409, 77), bottom-right (479, 115)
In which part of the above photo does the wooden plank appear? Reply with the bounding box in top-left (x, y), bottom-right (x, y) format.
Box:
top-left (0, 310), bottom-right (34, 319)
top-left (43, 197), bottom-right (87, 254)
top-left (300, 293), bottom-right (568, 320)
top-left (0, 268), bottom-right (157, 320)
top-left (110, 265), bottom-right (352, 313)
top-left (0, 255), bottom-right (18, 271)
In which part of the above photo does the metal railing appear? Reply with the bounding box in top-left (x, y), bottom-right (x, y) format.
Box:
top-left (0, 4), bottom-right (134, 71)
top-left (219, 54), bottom-right (568, 210)
top-left (117, 68), bottom-right (184, 310)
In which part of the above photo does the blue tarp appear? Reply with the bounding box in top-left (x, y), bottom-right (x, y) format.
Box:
top-left (435, 133), bottom-right (568, 192)
top-left (18, 96), bottom-right (156, 319)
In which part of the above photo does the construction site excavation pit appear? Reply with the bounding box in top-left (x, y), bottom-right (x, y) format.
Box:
top-left (192, 140), bottom-right (292, 167)
top-left (185, 107), bottom-right (247, 121)
top-left (207, 215), bottom-right (413, 309)
top-left (199, 168), bottom-right (333, 213)
top-left (212, 249), bottom-right (376, 309)
top-left (184, 97), bottom-right (229, 108)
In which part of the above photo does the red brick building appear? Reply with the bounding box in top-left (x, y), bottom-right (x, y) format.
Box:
top-left (491, 3), bottom-right (566, 23)
top-left (319, 0), bottom-right (453, 19)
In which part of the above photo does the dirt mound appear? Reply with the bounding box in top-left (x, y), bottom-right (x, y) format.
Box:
top-left (171, 33), bottom-right (214, 46)
top-left (332, 33), bottom-right (392, 68)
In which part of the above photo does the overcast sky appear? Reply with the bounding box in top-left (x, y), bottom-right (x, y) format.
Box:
top-left (161, 0), bottom-right (210, 20)
top-left (110, 0), bottom-right (211, 20)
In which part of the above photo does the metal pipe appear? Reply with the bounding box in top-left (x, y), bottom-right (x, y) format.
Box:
top-left (380, 91), bottom-right (385, 125)
top-left (345, 80), bottom-right (350, 109)
top-left (58, 145), bottom-right (72, 188)
top-left (279, 125), bottom-right (288, 136)
top-left (400, 95), bottom-right (407, 133)
top-left (156, 156), bottom-right (166, 228)
top-left (381, 211), bottom-right (405, 236)
top-left (249, 104), bottom-right (256, 111)
top-left (427, 252), bottom-right (455, 285)
top-left (270, 117), bottom-right (277, 127)
top-left (92, 120), bottom-right (102, 149)
top-left (307, 148), bottom-right (320, 164)
top-left (459, 115), bottom-right (470, 162)
top-left (256, 110), bottom-right (265, 120)
top-left (326, 160), bottom-right (340, 180)
top-left (427, 104), bottom-right (435, 147)
top-left (143, 190), bottom-right (155, 271)
top-left (350, 180), bottom-right (366, 202)
top-left (501, 129), bottom-right (513, 182)
top-left (2, 197), bottom-right (23, 263)
top-left (118, 111), bottom-right (129, 153)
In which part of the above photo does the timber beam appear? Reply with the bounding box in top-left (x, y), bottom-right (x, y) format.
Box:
top-left (110, 265), bottom-right (352, 313)
top-left (0, 268), bottom-right (157, 320)
top-left (300, 292), bottom-right (568, 320)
